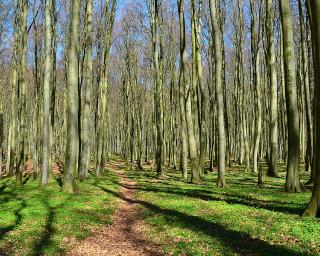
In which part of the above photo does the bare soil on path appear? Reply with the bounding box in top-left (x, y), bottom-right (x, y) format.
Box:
top-left (66, 162), bottom-right (163, 256)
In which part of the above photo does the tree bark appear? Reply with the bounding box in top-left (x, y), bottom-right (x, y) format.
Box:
top-left (63, 0), bottom-right (80, 193)
top-left (302, 0), bottom-right (320, 217)
top-left (266, 0), bottom-right (279, 177)
top-left (42, 0), bottom-right (52, 187)
top-left (279, 0), bottom-right (304, 192)
top-left (16, 0), bottom-right (28, 186)
top-left (210, 0), bottom-right (226, 188)
top-left (177, 0), bottom-right (188, 180)
top-left (79, 0), bottom-right (93, 181)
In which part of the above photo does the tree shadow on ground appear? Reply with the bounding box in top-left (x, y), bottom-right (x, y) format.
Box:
top-left (32, 205), bottom-right (56, 256)
top-left (105, 175), bottom-right (305, 215)
top-left (137, 184), bottom-right (305, 215)
top-left (95, 184), bottom-right (304, 256)
top-left (0, 198), bottom-right (26, 240)
top-left (0, 198), bottom-right (27, 255)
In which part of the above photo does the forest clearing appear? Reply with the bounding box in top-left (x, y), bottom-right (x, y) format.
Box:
top-left (0, 0), bottom-right (320, 255)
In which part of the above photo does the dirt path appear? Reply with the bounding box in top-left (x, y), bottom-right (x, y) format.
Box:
top-left (66, 162), bottom-right (163, 256)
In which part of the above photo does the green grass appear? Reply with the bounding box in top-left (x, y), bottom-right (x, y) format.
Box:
top-left (126, 163), bottom-right (320, 256)
top-left (0, 169), bottom-right (119, 256)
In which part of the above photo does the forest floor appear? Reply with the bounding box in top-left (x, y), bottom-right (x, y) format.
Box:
top-left (0, 168), bottom-right (120, 255)
top-left (125, 161), bottom-right (320, 256)
top-left (0, 159), bottom-right (320, 255)
top-left (66, 161), bottom-right (163, 256)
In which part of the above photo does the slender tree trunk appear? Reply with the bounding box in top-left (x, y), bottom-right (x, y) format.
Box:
top-left (177, 0), bottom-right (189, 180)
top-left (210, 0), bottom-right (226, 188)
top-left (250, 0), bottom-right (261, 175)
top-left (253, 51), bottom-right (261, 175)
top-left (96, 0), bottom-right (116, 176)
top-left (16, 0), bottom-right (28, 186)
top-left (188, 0), bottom-right (200, 183)
top-left (194, 0), bottom-right (206, 176)
top-left (151, 0), bottom-right (164, 178)
top-left (298, 0), bottom-right (313, 185)
top-left (63, 0), bottom-right (80, 193)
top-left (266, 0), bottom-right (279, 177)
top-left (79, 0), bottom-right (93, 181)
top-left (42, 0), bottom-right (52, 187)
top-left (7, 7), bottom-right (19, 177)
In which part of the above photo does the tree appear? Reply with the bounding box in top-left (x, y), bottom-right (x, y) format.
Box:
top-left (266, 0), bottom-right (279, 177)
top-left (279, 0), bottom-right (303, 192)
top-left (96, 0), bottom-right (117, 176)
top-left (62, 0), bottom-right (80, 193)
top-left (298, 0), bottom-right (313, 184)
top-left (250, 0), bottom-right (262, 175)
top-left (151, 0), bottom-right (165, 178)
top-left (79, 0), bottom-right (93, 181)
top-left (42, 0), bottom-right (52, 187)
top-left (6, 1), bottom-right (19, 178)
top-left (193, 0), bottom-right (207, 176)
top-left (177, 0), bottom-right (188, 180)
top-left (209, 0), bottom-right (226, 188)
top-left (188, 0), bottom-right (200, 183)
top-left (302, 0), bottom-right (320, 217)
top-left (16, 0), bottom-right (28, 185)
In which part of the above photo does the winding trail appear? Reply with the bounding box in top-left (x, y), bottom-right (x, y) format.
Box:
top-left (67, 162), bottom-right (163, 256)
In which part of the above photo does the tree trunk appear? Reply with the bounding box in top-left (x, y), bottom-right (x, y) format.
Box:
top-left (266, 0), bottom-right (279, 177)
top-left (302, 0), bottom-right (320, 217)
top-left (298, 0), bottom-right (313, 185)
top-left (279, 0), bottom-right (304, 193)
top-left (188, 0), bottom-right (200, 183)
top-left (42, 0), bottom-right (52, 187)
top-left (151, 0), bottom-right (165, 178)
top-left (63, 0), bottom-right (80, 193)
top-left (178, 0), bottom-right (188, 180)
top-left (79, 0), bottom-right (93, 181)
top-left (210, 0), bottom-right (226, 188)
top-left (16, 0), bottom-right (28, 186)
